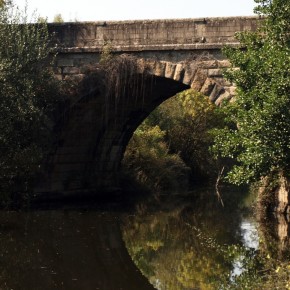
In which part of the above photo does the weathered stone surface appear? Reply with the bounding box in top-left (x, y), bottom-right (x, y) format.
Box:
top-left (49, 17), bottom-right (260, 52)
top-left (173, 64), bottom-right (185, 82)
top-left (182, 63), bottom-right (198, 85)
top-left (64, 74), bottom-right (86, 82)
top-left (198, 60), bottom-right (218, 69)
top-left (213, 77), bottom-right (232, 87)
top-left (57, 59), bottom-right (75, 67)
top-left (217, 60), bottom-right (231, 68)
top-left (200, 78), bottom-right (216, 96)
top-left (54, 74), bottom-right (63, 81)
top-left (164, 62), bottom-right (176, 79)
top-left (228, 86), bottom-right (237, 95)
top-left (62, 67), bottom-right (80, 74)
top-left (191, 68), bottom-right (208, 91)
top-left (154, 61), bottom-right (166, 77)
top-left (208, 68), bottom-right (223, 77)
top-left (209, 83), bottom-right (223, 102)
top-left (215, 90), bottom-right (231, 105)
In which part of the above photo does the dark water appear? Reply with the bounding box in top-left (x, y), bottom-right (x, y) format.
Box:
top-left (121, 187), bottom-right (289, 290)
top-left (0, 209), bottom-right (154, 290)
top-left (0, 187), bottom-right (287, 290)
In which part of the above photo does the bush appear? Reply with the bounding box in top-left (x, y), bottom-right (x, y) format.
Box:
top-left (156, 89), bottom-right (224, 182)
top-left (211, 0), bottom-right (290, 185)
top-left (122, 122), bottom-right (190, 191)
top-left (0, 2), bottom-right (64, 205)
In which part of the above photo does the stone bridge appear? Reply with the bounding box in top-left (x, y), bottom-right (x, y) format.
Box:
top-left (36, 17), bottom-right (260, 197)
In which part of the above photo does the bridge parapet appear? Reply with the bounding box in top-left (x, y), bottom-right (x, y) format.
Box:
top-left (49, 16), bottom-right (260, 52)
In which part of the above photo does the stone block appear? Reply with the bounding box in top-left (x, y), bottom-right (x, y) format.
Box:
top-left (57, 58), bottom-right (75, 67)
top-left (154, 61), bottom-right (166, 77)
top-left (145, 59), bottom-right (157, 74)
top-left (215, 90), bottom-right (231, 106)
top-left (64, 74), bottom-right (85, 82)
top-left (173, 63), bottom-right (185, 82)
top-left (200, 78), bottom-right (216, 96)
top-left (51, 67), bottom-right (62, 74)
top-left (191, 68), bottom-right (207, 91)
top-left (217, 60), bottom-right (231, 68)
top-left (198, 60), bottom-right (218, 69)
top-left (209, 83), bottom-right (223, 102)
top-left (182, 63), bottom-right (197, 85)
top-left (214, 77), bottom-right (232, 87)
top-left (165, 62), bottom-right (176, 79)
top-left (228, 86), bottom-right (237, 95)
top-left (63, 67), bottom-right (80, 74)
top-left (208, 69), bottom-right (223, 77)
top-left (54, 74), bottom-right (63, 81)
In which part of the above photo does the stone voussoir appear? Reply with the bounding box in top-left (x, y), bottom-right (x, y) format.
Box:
top-left (164, 62), bottom-right (177, 79)
top-left (173, 63), bottom-right (185, 82)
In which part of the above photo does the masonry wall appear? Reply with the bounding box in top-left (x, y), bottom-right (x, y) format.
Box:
top-left (49, 17), bottom-right (260, 52)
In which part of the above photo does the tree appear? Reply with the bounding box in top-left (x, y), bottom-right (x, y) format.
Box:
top-left (123, 89), bottom-right (224, 188)
top-left (123, 122), bottom-right (190, 191)
top-left (0, 2), bottom-right (63, 204)
top-left (212, 0), bottom-right (290, 185)
top-left (53, 13), bottom-right (64, 23)
top-left (153, 90), bottom-right (224, 182)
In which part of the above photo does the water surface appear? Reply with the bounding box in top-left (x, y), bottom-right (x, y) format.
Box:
top-left (0, 186), bottom-right (288, 290)
top-left (0, 209), bottom-right (154, 290)
top-left (121, 187), bottom-right (267, 289)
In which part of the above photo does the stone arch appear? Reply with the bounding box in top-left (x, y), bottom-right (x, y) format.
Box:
top-left (36, 56), bottom-right (235, 196)
top-left (140, 57), bottom-right (234, 105)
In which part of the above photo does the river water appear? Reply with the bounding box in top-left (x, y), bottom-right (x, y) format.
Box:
top-left (0, 186), bottom-right (288, 289)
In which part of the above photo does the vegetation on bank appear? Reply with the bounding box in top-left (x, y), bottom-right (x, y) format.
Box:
top-left (122, 90), bottom-right (224, 191)
top-left (122, 187), bottom-right (290, 290)
top-left (0, 1), bottom-right (64, 205)
top-left (212, 0), bottom-right (290, 186)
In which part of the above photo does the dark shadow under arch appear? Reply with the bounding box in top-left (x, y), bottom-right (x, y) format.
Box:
top-left (36, 73), bottom-right (189, 196)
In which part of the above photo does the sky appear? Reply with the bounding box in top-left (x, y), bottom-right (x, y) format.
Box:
top-left (14, 0), bottom-right (256, 22)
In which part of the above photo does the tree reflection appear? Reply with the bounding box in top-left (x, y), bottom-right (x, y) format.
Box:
top-left (122, 188), bottom-right (247, 290)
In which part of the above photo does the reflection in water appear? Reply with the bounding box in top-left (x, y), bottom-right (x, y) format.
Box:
top-left (0, 188), bottom-right (289, 290)
top-left (0, 210), bottom-right (154, 290)
top-left (231, 218), bottom-right (259, 277)
top-left (121, 187), bottom-right (261, 290)
top-left (240, 219), bottom-right (259, 249)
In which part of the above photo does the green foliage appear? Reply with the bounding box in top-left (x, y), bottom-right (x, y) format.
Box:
top-left (158, 90), bottom-right (222, 180)
top-left (53, 13), bottom-right (64, 23)
top-left (218, 243), bottom-right (290, 290)
top-left (123, 122), bottom-right (190, 191)
top-left (99, 42), bottom-right (113, 65)
top-left (123, 89), bottom-right (224, 188)
top-left (212, 0), bottom-right (290, 185)
top-left (150, 89), bottom-right (224, 182)
top-left (0, 0), bottom-right (9, 9)
top-left (37, 16), bottom-right (48, 23)
top-left (0, 2), bottom-right (63, 204)
top-left (122, 196), bottom-right (232, 290)
top-left (122, 187), bottom-right (260, 290)
top-left (122, 186), bottom-right (290, 290)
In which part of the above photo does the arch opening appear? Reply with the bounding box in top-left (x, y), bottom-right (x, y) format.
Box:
top-left (121, 87), bottom-right (224, 192)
